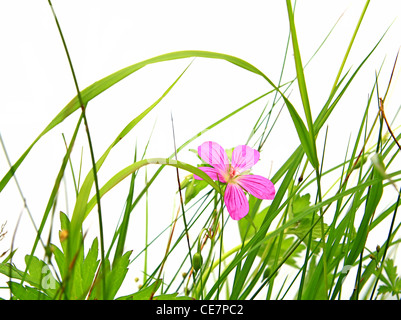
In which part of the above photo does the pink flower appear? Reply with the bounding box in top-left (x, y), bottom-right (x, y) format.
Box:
top-left (194, 141), bottom-right (275, 220)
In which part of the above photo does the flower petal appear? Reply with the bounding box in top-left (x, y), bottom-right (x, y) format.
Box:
top-left (198, 141), bottom-right (229, 173)
top-left (237, 174), bottom-right (275, 200)
top-left (231, 145), bottom-right (260, 173)
top-left (224, 183), bottom-right (249, 220)
top-left (193, 166), bottom-right (226, 182)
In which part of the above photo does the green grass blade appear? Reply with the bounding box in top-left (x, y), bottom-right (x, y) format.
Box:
top-left (286, 0), bottom-right (318, 170)
top-left (329, 0), bottom-right (371, 96)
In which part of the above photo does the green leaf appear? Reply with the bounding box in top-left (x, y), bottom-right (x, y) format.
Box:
top-left (91, 251), bottom-right (131, 300)
top-left (376, 259), bottom-right (401, 297)
top-left (238, 205), bottom-right (269, 242)
top-left (384, 259), bottom-right (398, 284)
top-left (0, 255), bottom-right (59, 299)
top-left (8, 282), bottom-right (52, 300)
top-left (51, 245), bottom-right (65, 280)
top-left (183, 176), bottom-right (208, 204)
top-left (238, 205), bottom-right (305, 267)
top-left (24, 255), bottom-right (59, 298)
top-left (292, 193), bottom-right (311, 215)
top-left (286, 193), bottom-right (328, 244)
top-left (82, 237), bottom-right (99, 296)
top-left (0, 262), bottom-right (39, 288)
top-left (57, 211), bottom-right (100, 299)
top-left (107, 250), bottom-right (132, 300)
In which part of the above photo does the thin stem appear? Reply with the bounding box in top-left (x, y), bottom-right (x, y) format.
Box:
top-left (329, 0), bottom-right (371, 96)
top-left (47, 0), bottom-right (106, 298)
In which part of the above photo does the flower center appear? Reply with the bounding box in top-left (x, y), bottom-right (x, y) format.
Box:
top-left (225, 165), bottom-right (239, 184)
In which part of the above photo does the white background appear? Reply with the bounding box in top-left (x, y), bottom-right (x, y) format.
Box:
top-left (1, 0), bottom-right (401, 299)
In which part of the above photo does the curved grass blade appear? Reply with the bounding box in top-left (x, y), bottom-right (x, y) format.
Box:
top-left (0, 51), bottom-right (308, 196)
top-left (84, 158), bottom-right (221, 219)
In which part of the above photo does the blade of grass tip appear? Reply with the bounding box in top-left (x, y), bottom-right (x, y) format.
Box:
top-left (247, 100), bottom-right (270, 146)
top-left (279, 2), bottom-right (344, 106)
top-left (329, 0), bottom-right (371, 97)
top-left (321, 23), bottom-right (390, 132)
top-left (108, 120), bottom-right (157, 261)
top-left (382, 50), bottom-right (399, 104)
top-left (113, 145), bottom-right (138, 266)
top-left (47, 0), bottom-right (106, 298)
top-left (258, 4), bottom-right (343, 152)
top-left (257, 23), bottom-right (291, 151)
top-left (379, 52), bottom-right (401, 153)
top-left (62, 133), bottom-right (79, 196)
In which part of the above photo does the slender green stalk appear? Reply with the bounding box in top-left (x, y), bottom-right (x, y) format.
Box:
top-left (329, 0), bottom-right (371, 97)
top-left (47, 0), bottom-right (106, 298)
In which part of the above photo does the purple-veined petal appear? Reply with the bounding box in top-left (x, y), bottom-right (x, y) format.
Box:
top-left (193, 166), bottom-right (226, 182)
top-left (231, 145), bottom-right (260, 173)
top-left (237, 174), bottom-right (275, 200)
top-left (198, 141), bottom-right (229, 173)
top-left (224, 183), bottom-right (249, 220)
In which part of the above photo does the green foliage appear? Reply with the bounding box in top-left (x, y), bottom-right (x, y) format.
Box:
top-left (0, 255), bottom-right (60, 299)
top-left (287, 193), bottom-right (329, 247)
top-left (8, 282), bottom-right (52, 300)
top-left (238, 198), bottom-right (306, 269)
top-left (376, 259), bottom-right (401, 298)
top-left (1, 0), bottom-right (400, 301)
top-left (90, 251), bottom-right (131, 300)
